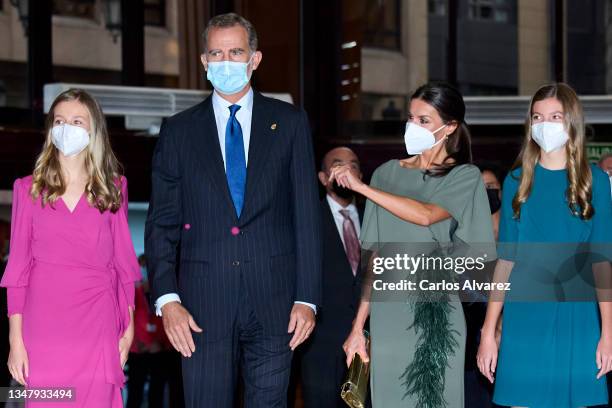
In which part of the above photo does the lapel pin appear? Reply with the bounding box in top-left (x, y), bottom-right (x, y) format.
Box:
top-left (271, 123), bottom-right (277, 130)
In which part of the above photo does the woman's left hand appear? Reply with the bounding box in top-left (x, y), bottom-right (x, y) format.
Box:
top-left (328, 164), bottom-right (365, 193)
top-left (596, 334), bottom-right (612, 379)
top-left (119, 325), bottom-right (134, 369)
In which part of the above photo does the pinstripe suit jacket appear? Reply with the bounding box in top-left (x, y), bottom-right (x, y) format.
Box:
top-left (145, 91), bottom-right (322, 342)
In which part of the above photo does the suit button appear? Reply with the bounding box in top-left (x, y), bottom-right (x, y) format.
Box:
top-left (232, 260), bottom-right (240, 266)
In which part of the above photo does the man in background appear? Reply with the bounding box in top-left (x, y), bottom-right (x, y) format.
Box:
top-left (298, 147), bottom-right (364, 407)
top-left (598, 153), bottom-right (612, 197)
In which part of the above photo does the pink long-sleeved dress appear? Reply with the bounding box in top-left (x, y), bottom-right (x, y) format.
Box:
top-left (1, 175), bottom-right (141, 407)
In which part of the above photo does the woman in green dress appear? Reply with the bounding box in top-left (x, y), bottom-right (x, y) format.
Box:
top-left (334, 82), bottom-right (495, 407)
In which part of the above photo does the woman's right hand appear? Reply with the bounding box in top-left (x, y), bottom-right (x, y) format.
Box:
top-left (8, 338), bottom-right (29, 386)
top-left (343, 328), bottom-right (369, 368)
top-left (476, 331), bottom-right (498, 384)
top-left (329, 165), bottom-right (366, 194)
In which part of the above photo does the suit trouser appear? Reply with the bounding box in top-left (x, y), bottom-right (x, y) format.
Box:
top-left (300, 336), bottom-right (348, 408)
top-left (182, 286), bottom-right (293, 408)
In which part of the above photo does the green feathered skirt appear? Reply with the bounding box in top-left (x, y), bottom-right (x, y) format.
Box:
top-left (369, 299), bottom-right (466, 408)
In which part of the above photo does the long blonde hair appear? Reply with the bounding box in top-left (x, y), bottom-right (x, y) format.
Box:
top-left (511, 83), bottom-right (593, 220)
top-left (31, 88), bottom-right (123, 213)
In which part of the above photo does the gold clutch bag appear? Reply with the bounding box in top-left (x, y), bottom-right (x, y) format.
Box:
top-left (340, 330), bottom-right (370, 408)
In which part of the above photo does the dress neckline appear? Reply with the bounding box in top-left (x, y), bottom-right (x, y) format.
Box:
top-left (536, 162), bottom-right (567, 173)
top-left (59, 192), bottom-right (85, 214)
top-left (395, 159), bottom-right (425, 171)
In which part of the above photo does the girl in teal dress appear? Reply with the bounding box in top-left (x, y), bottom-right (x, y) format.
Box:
top-left (477, 83), bottom-right (612, 407)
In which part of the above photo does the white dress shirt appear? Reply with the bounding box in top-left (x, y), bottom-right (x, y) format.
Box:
top-left (213, 88), bottom-right (253, 168)
top-left (326, 195), bottom-right (361, 250)
top-left (155, 89), bottom-right (315, 315)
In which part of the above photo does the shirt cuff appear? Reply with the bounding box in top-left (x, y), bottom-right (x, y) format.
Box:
top-left (155, 293), bottom-right (181, 316)
top-left (295, 301), bottom-right (317, 314)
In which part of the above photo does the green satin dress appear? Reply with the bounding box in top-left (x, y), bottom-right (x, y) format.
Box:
top-left (360, 160), bottom-right (496, 408)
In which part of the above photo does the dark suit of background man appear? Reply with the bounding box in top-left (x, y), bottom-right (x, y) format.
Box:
top-left (145, 13), bottom-right (322, 408)
top-left (298, 147), bottom-right (364, 408)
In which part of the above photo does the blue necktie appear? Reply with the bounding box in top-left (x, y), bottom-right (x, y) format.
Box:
top-left (225, 104), bottom-right (246, 217)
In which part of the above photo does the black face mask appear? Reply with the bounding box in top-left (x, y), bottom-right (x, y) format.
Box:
top-left (332, 180), bottom-right (354, 199)
top-left (486, 188), bottom-right (501, 214)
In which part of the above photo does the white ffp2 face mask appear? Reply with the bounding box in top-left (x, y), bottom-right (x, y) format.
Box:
top-left (404, 123), bottom-right (447, 155)
top-left (531, 121), bottom-right (569, 153)
top-left (51, 124), bottom-right (90, 157)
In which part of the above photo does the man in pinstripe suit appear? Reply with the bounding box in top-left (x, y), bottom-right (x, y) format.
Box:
top-left (145, 13), bottom-right (322, 408)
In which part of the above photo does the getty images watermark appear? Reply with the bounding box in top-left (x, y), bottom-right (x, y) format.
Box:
top-left (370, 253), bottom-right (510, 293)
top-left (359, 242), bottom-right (612, 302)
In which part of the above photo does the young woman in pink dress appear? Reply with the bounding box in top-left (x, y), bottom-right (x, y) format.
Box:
top-left (1, 88), bottom-right (141, 407)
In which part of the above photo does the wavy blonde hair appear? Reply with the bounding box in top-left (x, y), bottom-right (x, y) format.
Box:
top-left (31, 88), bottom-right (123, 213)
top-left (511, 83), bottom-right (593, 220)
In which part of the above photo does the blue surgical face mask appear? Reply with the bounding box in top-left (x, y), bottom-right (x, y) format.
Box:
top-left (206, 54), bottom-right (254, 95)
